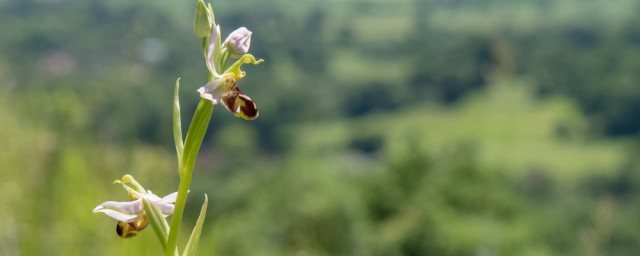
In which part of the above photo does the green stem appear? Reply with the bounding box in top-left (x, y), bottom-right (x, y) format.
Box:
top-left (165, 99), bottom-right (214, 256)
top-left (221, 48), bottom-right (230, 71)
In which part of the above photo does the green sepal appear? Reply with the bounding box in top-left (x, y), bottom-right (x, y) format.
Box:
top-left (193, 0), bottom-right (211, 38)
top-left (182, 195), bottom-right (208, 256)
top-left (207, 3), bottom-right (214, 26)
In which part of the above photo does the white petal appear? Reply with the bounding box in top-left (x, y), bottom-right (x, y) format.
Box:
top-left (197, 79), bottom-right (225, 104)
top-left (144, 192), bottom-right (163, 202)
top-left (156, 202), bottom-right (175, 216)
top-left (93, 199), bottom-right (143, 222)
top-left (139, 191), bottom-right (179, 216)
top-left (161, 192), bottom-right (178, 204)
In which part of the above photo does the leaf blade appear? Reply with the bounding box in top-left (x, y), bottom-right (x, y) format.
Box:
top-left (173, 78), bottom-right (184, 164)
top-left (183, 195), bottom-right (208, 256)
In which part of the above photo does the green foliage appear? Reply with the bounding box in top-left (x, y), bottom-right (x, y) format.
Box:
top-left (2, 0), bottom-right (640, 255)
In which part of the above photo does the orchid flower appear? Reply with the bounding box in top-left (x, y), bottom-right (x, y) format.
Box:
top-left (196, 16), bottom-right (263, 120)
top-left (223, 27), bottom-right (252, 58)
top-left (93, 175), bottom-right (178, 238)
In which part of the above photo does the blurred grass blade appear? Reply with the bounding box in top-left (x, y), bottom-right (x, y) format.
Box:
top-left (174, 78), bottom-right (184, 163)
top-left (183, 195), bottom-right (208, 256)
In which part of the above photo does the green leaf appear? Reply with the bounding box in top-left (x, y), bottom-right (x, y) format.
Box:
top-left (141, 198), bottom-right (169, 248)
top-left (180, 99), bottom-right (213, 177)
top-left (166, 100), bottom-right (213, 256)
top-left (173, 78), bottom-right (184, 164)
top-left (182, 195), bottom-right (208, 256)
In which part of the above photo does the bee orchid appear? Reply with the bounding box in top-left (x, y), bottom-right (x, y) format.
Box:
top-left (196, 20), bottom-right (263, 120)
top-left (93, 175), bottom-right (178, 238)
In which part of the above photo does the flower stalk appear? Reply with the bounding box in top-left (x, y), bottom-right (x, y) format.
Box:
top-left (166, 98), bottom-right (213, 256)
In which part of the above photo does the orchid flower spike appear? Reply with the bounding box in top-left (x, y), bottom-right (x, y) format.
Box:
top-left (93, 175), bottom-right (178, 238)
top-left (197, 23), bottom-right (264, 120)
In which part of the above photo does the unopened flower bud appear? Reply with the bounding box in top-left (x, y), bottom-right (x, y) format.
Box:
top-left (224, 27), bottom-right (252, 58)
top-left (194, 0), bottom-right (212, 38)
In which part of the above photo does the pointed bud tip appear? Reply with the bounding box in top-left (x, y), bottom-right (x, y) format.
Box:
top-left (194, 0), bottom-right (212, 38)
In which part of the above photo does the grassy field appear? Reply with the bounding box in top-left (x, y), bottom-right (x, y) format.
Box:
top-left (290, 78), bottom-right (627, 181)
top-left (2, 0), bottom-right (640, 255)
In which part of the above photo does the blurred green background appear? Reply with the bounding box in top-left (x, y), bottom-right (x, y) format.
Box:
top-left (2, 0), bottom-right (640, 255)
